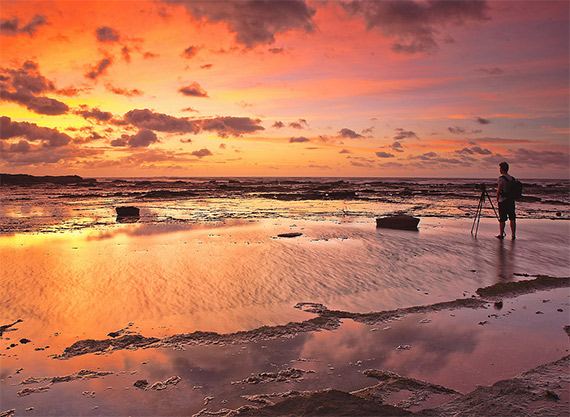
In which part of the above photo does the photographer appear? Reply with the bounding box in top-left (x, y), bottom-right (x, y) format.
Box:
top-left (497, 162), bottom-right (516, 240)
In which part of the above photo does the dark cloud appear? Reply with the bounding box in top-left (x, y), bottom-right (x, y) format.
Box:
top-left (105, 84), bottom-right (143, 97)
top-left (96, 26), bottom-right (120, 42)
top-left (2, 140), bottom-right (31, 153)
top-left (455, 147), bottom-right (474, 155)
top-left (110, 129), bottom-right (158, 148)
top-left (124, 109), bottom-right (200, 133)
top-left (179, 82), bottom-right (208, 97)
top-left (1, 14), bottom-right (48, 36)
top-left (0, 116), bottom-right (71, 148)
top-left (511, 148), bottom-right (570, 168)
top-left (219, 143), bottom-right (226, 149)
top-left (448, 126), bottom-right (465, 134)
top-left (477, 67), bottom-right (503, 75)
top-left (167, 0), bottom-right (316, 47)
top-left (376, 151), bottom-right (395, 158)
top-left (182, 107), bottom-right (199, 113)
top-left (290, 136), bottom-right (309, 143)
top-left (180, 138), bottom-right (193, 144)
top-left (268, 47), bottom-right (285, 54)
top-left (85, 58), bottom-right (112, 80)
top-left (272, 121), bottom-right (285, 129)
top-left (122, 46), bottom-right (131, 63)
top-left (122, 109), bottom-right (264, 138)
top-left (289, 119), bottom-right (309, 129)
top-left (476, 117), bottom-right (491, 125)
top-left (342, 0), bottom-right (489, 55)
top-left (339, 149), bottom-right (351, 154)
top-left (144, 52), bottom-right (159, 59)
top-left (339, 128), bottom-right (363, 139)
top-left (200, 64), bottom-right (213, 69)
top-left (201, 116), bottom-right (264, 137)
top-left (75, 106), bottom-right (113, 122)
top-left (393, 128), bottom-right (418, 140)
top-left (192, 148), bottom-right (213, 158)
top-left (410, 152), bottom-right (438, 161)
top-left (392, 141), bottom-right (404, 152)
top-left (182, 46), bottom-right (200, 59)
top-left (0, 62), bottom-right (69, 115)
top-left (471, 146), bottom-right (492, 155)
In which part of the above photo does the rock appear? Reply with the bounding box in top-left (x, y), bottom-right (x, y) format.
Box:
top-left (115, 206), bottom-right (140, 217)
top-left (277, 232), bottom-right (303, 238)
top-left (19, 338), bottom-right (31, 344)
top-left (134, 379), bottom-right (149, 390)
top-left (376, 215), bottom-right (420, 230)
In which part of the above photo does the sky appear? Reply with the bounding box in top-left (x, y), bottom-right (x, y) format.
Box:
top-left (0, 0), bottom-right (568, 178)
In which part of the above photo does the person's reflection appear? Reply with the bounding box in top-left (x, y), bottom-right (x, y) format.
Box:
top-left (496, 239), bottom-right (516, 282)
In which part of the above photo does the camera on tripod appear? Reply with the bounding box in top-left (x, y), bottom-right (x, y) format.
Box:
top-left (471, 183), bottom-right (499, 237)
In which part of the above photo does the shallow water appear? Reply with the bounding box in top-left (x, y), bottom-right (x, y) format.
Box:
top-left (1, 178), bottom-right (569, 416)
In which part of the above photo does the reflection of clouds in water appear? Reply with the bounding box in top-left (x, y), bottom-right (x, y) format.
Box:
top-left (87, 219), bottom-right (253, 240)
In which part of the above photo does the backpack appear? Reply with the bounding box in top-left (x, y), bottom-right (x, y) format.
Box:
top-left (503, 176), bottom-right (523, 200)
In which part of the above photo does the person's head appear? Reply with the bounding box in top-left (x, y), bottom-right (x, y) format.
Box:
top-left (499, 161), bottom-right (509, 174)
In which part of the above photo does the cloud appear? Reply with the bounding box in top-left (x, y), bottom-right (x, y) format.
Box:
top-left (0, 61), bottom-right (69, 115)
top-left (124, 109), bottom-right (200, 133)
top-left (105, 84), bottom-right (144, 96)
top-left (182, 107), bottom-right (199, 113)
top-left (448, 126), bottom-right (465, 134)
top-left (179, 82), bottom-right (208, 97)
top-left (339, 149), bottom-right (351, 154)
top-left (393, 128), bottom-right (418, 140)
top-left (1, 14), bottom-right (48, 36)
top-left (75, 106), bottom-right (113, 122)
top-left (511, 148), bottom-right (569, 168)
top-left (180, 138), bottom-right (193, 144)
top-left (182, 45), bottom-right (200, 59)
top-left (111, 129), bottom-right (158, 148)
top-left (0, 116), bottom-right (71, 148)
top-left (192, 148), bottom-right (213, 158)
top-left (339, 128), bottom-right (363, 139)
top-left (123, 109), bottom-right (264, 137)
top-left (200, 64), bottom-right (213, 69)
top-left (273, 121), bottom-right (285, 129)
top-left (96, 26), bottom-right (120, 42)
top-left (476, 117), bottom-right (491, 125)
top-left (290, 136), bottom-right (309, 143)
top-left (201, 116), bottom-right (264, 137)
top-left (289, 119), bottom-right (309, 129)
top-left (376, 151), bottom-right (395, 158)
top-left (392, 141), bottom-right (404, 152)
top-left (167, 0), bottom-right (316, 47)
top-left (121, 46), bottom-right (131, 63)
top-left (268, 47), bottom-right (285, 54)
top-left (85, 58), bottom-right (112, 79)
top-left (342, 0), bottom-right (490, 55)
top-left (471, 146), bottom-right (492, 155)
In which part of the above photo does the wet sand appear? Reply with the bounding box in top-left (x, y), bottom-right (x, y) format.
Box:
top-left (1, 217), bottom-right (569, 416)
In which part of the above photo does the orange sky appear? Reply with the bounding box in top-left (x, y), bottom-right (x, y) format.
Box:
top-left (1, 0), bottom-right (568, 178)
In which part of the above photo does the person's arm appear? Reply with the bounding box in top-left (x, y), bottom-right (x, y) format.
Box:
top-left (497, 181), bottom-right (502, 201)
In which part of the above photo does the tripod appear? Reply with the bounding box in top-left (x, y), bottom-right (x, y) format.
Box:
top-left (471, 184), bottom-right (499, 237)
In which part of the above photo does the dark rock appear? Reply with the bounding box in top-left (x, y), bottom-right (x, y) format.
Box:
top-left (277, 232), bottom-right (303, 238)
top-left (19, 338), bottom-right (31, 344)
top-left (376, 215), bottom-right (420, 230)
top-left (115, 206), bottom-right (140, 217)
top-left (493, 301), bottom-right (503, 310)
top-left (134, 379), bottom-right (149, 390)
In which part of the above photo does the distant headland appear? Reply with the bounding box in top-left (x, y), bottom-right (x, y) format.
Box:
top-left (0, 173), bottom-right (97, 186)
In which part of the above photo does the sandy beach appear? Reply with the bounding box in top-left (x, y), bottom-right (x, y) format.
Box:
top-left (1, 216), bottom-right (568, 416)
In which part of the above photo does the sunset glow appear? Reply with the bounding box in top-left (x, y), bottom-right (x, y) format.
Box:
top-left (1, 0), bottom-right (568, 178)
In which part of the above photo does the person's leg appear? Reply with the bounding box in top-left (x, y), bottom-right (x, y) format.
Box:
top-left (497, 201), bottom-right (506, 238)
top-left (510, 219), bottom-right (516, 239)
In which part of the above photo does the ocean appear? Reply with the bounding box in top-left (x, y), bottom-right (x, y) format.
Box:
top-left (1, 176), bottom-right (568, 234)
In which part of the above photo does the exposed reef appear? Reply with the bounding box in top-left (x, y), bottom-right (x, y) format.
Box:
top-left (55, 275), bottom-right (569, 360)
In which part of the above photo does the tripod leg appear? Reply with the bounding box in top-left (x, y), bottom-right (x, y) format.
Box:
top-left (471, 193), bottom-right (484, 235)
top-left (485, 190), bottom-right (499, 220)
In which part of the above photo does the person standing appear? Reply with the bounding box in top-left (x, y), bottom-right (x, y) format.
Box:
top-left (496, 161), bottom-right (516, 240)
